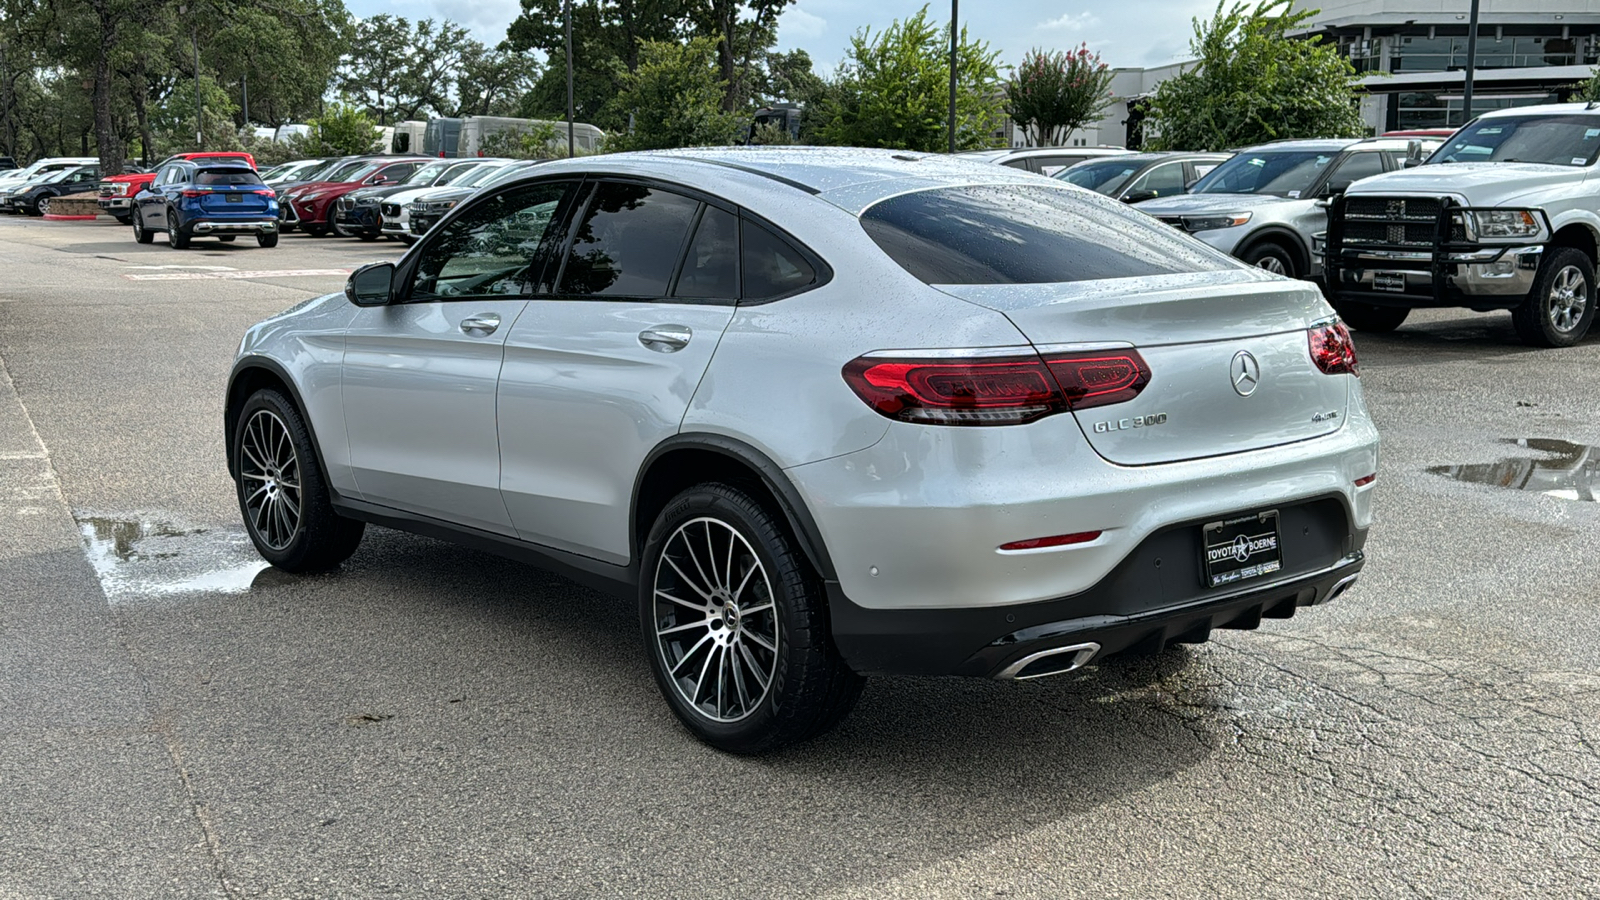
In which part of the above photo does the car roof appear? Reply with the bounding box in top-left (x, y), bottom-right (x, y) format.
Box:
top-left (1236, 138), bottom-right (1363, 153)
top-left (1475, 101), bottom-right (1600, 120)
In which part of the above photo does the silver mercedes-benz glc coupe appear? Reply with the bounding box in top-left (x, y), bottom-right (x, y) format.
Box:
top-left (226, 148), bottom-right (1378, 752)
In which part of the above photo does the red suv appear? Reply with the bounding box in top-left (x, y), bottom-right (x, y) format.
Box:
top-left (99, 152), bottom-right (256, 224)
top-left (277, 157), bottom-right (431, 236)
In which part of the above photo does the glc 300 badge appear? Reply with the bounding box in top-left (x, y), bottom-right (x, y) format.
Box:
top-left (1093, 413), bottom-right (1168, 434)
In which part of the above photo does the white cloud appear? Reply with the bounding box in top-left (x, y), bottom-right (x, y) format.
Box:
top-left (1037, 12), bottom-right (1100, 32)
top-left (780, 6), bottom-right (829, 41)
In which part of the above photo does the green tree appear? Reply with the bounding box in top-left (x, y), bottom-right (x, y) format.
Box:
top-left (1145, 0), bottom-right (1363, 151)
top-left (1005, 45), bottom-right (1114, 147)
top-left (1572, 68), bottom-right (1600, 103)
top-left (688, 0), bottom-right (792, 110)
top-left (455, 42), bottom-right (540, 117)
top-left (818, 5), bottom-right (1003, 152)
top-left (337, 14), bottom-right (415, 125)
top-left (289, 102), bottom-right (380, 155)
top-left (605, 37), bottom-right (744, 151)
top-left (476, 120), bottom-right (570, 158)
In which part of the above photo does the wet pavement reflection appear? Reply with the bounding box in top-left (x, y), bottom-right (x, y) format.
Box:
top-left (1427, 438), bottom-right (1600, 502)
top-left (76, 514), bottom-right (270, 602)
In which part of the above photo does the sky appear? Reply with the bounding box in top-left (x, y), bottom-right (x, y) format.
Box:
top-left (351, 0), bottom-right (1221, 74)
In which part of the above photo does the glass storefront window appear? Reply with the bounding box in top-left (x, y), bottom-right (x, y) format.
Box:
top-left (1391, 33), bottom-right (1588, 72)
top-left (1394, 92), bottom-right (1560, 130)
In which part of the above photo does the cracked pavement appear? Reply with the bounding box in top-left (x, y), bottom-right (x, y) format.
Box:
top-left (0, 217), bottom-right (1597, 898)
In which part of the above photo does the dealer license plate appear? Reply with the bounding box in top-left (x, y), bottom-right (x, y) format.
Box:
top-left (1202, 510), bottom-right (1282, 588)
top-left (1373, 270), bottom-right (1406, 292)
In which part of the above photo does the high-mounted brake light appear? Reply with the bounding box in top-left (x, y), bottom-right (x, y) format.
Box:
top-left (842, 349), bottom-right (1151, 426)
top-left (1309, 321), bottom-right (1359, 376)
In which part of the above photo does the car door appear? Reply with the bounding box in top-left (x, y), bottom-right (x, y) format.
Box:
top-left (497, 179), bottom-right (740, 564)
top-left (1120, 160), bottom-right (1189, 200)
top-left (339, 180), bottom-right (576, 535)
top-left (139, 164), bottom-right (178, 229)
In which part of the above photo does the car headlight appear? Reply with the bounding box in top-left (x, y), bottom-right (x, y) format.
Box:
top-left (1182, 212), bottom-right (1252, 232)
top-left (1468, 209), bottom-right (1543, 240)
top-left (297, 192), bottom-right (322, 203)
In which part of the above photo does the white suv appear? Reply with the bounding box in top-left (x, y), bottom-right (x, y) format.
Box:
top-left (227, 148), bottom-right (1377, 752)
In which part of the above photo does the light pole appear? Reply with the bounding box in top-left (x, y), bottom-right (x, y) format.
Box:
top-left (947, 0), bottom-right (958, 153)
top-left (1461, 0), bottom-right (1480, 124)
top-left (569, 0), bottom-right (582, 156)
top-left (177, 4), bottom-right (201, 148)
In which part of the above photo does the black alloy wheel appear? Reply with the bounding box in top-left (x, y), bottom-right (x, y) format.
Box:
top-left (166, 209), bottom-right (190, 249)
top-left (133, 209), bottom-right (153, 244)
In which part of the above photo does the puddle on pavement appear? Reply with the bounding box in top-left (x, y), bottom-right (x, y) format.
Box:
top-left (1427, 438), bottom-right (1600, 502)
top-left (76, 514), bottom-right (271, 603)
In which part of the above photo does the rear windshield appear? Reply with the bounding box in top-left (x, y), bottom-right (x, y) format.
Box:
top-left (196, 169), bottom-right (263, 186)
top-left (860, 185), bottom-right (1232, 285)
top-left (1427, 115), bottom-right (1600, 167)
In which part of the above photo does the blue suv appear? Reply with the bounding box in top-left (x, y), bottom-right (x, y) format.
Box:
top-left (133, 160), bottom-right (280, 249)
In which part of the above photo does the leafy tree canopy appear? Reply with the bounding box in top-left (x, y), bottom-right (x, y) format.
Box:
top-left (604, 37), bottom-right (745, 152)
top-left (1006, 45), bottom-right (1115, 147)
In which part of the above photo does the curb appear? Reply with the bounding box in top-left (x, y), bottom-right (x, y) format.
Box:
top-left (42, 214), bottom-right (100, 221)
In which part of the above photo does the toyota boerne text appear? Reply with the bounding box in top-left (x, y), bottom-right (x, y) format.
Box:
top-left (225, 148), bottom-right (1378, 753)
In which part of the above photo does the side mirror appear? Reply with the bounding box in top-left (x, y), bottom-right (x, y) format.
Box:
top-left (346, 261), bottom-right (395, 307)
top-left (1321, 180), bottom-right (1352, 199)
top-left (368, 175), bottom-right (389, 185)
top-left (1403, 157), bottom-right (1423, 169)
top-left (1122, 189), bottom-right (1159, 204)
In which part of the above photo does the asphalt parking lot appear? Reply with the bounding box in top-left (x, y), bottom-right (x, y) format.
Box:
top-left (2, 215), bottom-right (1598, 899)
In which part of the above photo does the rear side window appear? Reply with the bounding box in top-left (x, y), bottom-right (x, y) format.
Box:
top-left (860, 185), bottom-right (1232, 284)
top-left (673, 206), bottom-right (739, 301)
top-left (742, 220), bottom-right (817, 300)
top-left (558, 182), bottom-right (699, 297)
top-left (196, 169), bottom-right (262, 186)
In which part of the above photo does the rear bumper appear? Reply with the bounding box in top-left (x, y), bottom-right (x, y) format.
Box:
top-left (189, 218), bottom-right (278, 234)
top-left (829, 547), bottom-right (1365, 677)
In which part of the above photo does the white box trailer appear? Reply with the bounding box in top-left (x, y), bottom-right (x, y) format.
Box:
top-left (457, 116), bottom-right (605, 157)
top-left (391, 120), bottom-right (428, 155)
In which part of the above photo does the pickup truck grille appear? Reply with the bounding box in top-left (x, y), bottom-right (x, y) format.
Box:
top-left (1339, 195), bottom-right (1464, 249)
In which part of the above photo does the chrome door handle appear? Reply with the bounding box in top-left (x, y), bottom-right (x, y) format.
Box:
top-left (639, 326), bottom-right (692, 352)
top-left (460, 313), bottom-right (501, 335)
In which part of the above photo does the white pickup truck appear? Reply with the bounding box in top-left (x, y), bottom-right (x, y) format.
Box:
top-left (1323, 103), bottom-right (1600, 347)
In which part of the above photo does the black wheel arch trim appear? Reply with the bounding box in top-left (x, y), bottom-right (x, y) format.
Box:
top-left (1238, 227), bottom-right (1311, 276)
top-left (633, 433), bottom-right (837, 582)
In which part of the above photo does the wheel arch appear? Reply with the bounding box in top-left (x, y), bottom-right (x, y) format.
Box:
top-left (1549, 221), bottom-right (1599, 262)
top-left (224, 357), bottom-right (332, 488)
top-left (1237, 227), bottom-right (1311, 277)
top-left (633, 435), bottom-right (837, 582)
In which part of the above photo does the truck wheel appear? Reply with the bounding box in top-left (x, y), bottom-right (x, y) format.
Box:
top-left (1241, 242), bottom-right (1297, 278)
top-left (640, 483), bottom-right (864, 754)
top-left (112, 213), bottom-right (132, 226)
top-left (1512, 248), bottom-right (1594, 348)
top-left (1333, 301), bottom-right (1409, 333)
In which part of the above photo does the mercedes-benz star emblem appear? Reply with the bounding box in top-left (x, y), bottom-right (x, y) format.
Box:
top-left (1231, 350), bottom-right (1261, 397)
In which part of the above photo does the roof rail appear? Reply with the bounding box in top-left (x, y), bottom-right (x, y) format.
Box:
top-left (670, 157), bottom-right (821, 195)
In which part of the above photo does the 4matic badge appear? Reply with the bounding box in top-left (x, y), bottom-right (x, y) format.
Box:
top-left (1092, 413), bottom-right (1168, 434)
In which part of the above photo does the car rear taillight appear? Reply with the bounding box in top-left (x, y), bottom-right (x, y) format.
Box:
top-left (842, 349), bottom-right (1150, 426)
top-left (252, 189), bottom-right (275, 197)
top-left (1309, 321), bottom-right (1359, 376)
top-left (180, 189), bottom-right (212, 198)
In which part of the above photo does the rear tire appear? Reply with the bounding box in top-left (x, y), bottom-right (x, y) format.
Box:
top-left (1241, 241), bottom-right (1298, 278)
top-left (166, 210), bottom-right (190, 249)
top-left (357, 231), bottom-right (378, 242)
top-left (1512, 248), bottom-right (1595, 348)
top-left (1333, 301), bottom-right (1410, 333)
top-left (112, 213), bottom-right (132, 225)
top-left (640, 483), bottom-right (864, 754)
top-left (302, 223), bottom-right (327, 237)
top-left (257, 232), bottom-right (279, 248)
top-left (233, 389), bottom-right (365, 572)
top-left (133, 209), bottom-right (153, 244)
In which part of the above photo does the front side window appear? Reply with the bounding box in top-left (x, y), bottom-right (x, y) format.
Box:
top-left (1428, 115), bottom-right (1600, 167)
top-left (411, 182), bottom-right (571, 302)
top-left (557, 182), bottom-right (700, 297)
top-left (860, 184), bottom-right (1231, 285)
top-left (1125, 162), bottom-right (1188, 198)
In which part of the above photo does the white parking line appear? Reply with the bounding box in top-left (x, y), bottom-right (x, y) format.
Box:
top-left (123, 268), bottom-right (352, 281)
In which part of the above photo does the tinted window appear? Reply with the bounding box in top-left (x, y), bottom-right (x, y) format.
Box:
top-left (1031, 157), bottom-right (1082, 176)
top-left (742, 220), bottom-right (817, 300)
top-left (860, 185), bottom-right (1231, 285)
top-left (196, 169), bottom-right (263, 186)
top-left (558, 183), bottom-right (699, 297)
top-left (1325, 150), bottom-right (1386, 188)
top-left (411, 183), bottom-right (570, 301)
top-left (1056, 159), bottom-right (1142, 195)
top-left (673, 206), bottom-right (739, 301)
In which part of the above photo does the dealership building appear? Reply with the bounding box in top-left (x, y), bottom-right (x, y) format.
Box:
top-left (1033, 0), bottom-right (1600, 149)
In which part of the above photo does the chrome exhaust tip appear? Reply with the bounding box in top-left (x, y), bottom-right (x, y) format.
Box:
top-left (995, 642), bottom-right (1101, 681)
top-left (1319, 572), bottom-right (1361, 605)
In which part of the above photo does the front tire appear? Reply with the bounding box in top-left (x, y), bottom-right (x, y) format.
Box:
top-left (1241, 241), bottom-right (1298, 278)
top-left (1333, 300), bottom-right (1410, 333)
top-left (640, 483), bottom-right (863, 754)
top-left (133, 209), bottom-right (153, 244)
top-left (257, 232), bottom-right (279, 248)
top-left (36, 197), bottom-right (50, 217)
top-left (233, 389), bottom-right (365, 572)
top-left (1512, 248), bottom-right (1595, 348)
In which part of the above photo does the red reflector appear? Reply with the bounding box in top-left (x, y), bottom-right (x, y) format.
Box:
top-left (1000, 531), bottom-right (1102, 551)
top-left (1354, 473), bottom-right (1376, 487)
top-left (1310, 321), bottom-right (1359, 376)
